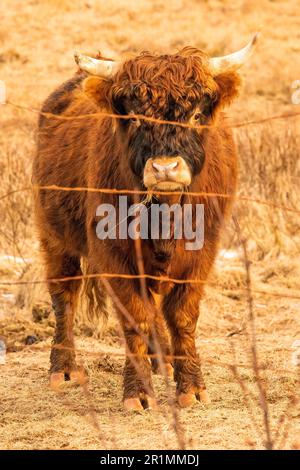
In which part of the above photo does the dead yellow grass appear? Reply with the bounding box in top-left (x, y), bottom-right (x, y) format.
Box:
top-left (0, 0), bottom-right (300, 450)
top-left (1, 254), bottom-right (300, 450)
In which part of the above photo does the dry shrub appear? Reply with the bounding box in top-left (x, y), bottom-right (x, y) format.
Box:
top-left (234, 121), bottom-right (300, 258)
top-left (0, 128), bottom-right (35, 257)
top-left (13, 259), bottom-right (113, 339)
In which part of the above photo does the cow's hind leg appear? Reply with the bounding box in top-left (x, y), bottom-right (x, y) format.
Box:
top-left (44, 251), bottom-right (87, 390)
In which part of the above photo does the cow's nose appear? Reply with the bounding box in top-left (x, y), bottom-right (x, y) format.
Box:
top-left (152, 161), bottom-right (179, 180)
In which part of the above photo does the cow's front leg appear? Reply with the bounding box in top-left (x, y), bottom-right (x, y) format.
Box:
top-left (112, 281), bottom-right (156, 411)
top-left (164, 284), bottom-right (210, 407)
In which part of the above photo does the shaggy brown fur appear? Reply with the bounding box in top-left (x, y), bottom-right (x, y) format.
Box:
top-left (32, 47), bottom-right (240, 408)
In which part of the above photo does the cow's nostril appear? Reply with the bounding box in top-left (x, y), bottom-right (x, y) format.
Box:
top-left (152, 162), bottom-right (164, 173)
top-left (152, 161), bottom-right (178, 173)
top-left (166, 161), bottom-right (178, 171)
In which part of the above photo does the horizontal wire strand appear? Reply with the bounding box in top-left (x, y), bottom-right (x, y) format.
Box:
top-left (0, 272), bottom-right (299, 301)
top-left (1, 184), bottom-right (300, 216)
top-left (6, 99), bottom-right (300, 130)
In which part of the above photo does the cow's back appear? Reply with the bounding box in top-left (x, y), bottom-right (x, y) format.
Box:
top-left (32, 74), bottom-right (95, 256)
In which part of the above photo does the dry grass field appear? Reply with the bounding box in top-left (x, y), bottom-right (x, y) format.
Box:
top-left (0, 0), bottom-right (300, 450)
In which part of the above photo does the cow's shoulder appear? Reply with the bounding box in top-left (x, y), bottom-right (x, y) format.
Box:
top-left (39, 73), bottom-right (87, 127)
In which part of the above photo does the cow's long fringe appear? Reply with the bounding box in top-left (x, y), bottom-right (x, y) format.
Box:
top-left (79, 259), bottom-right (110, 325)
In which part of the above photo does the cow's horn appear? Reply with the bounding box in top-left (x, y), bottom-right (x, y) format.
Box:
top-left (209, 33), bottom-right (259, 74)
top-left (74, 52), bottom-right (120, 78)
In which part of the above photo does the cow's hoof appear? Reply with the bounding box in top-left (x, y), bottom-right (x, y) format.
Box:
top-left (177, 388), bottom-right (211, 408)
top-left (177, 391), bottom-right (198, 408)
top-left (123, 398), bottom-right (144, 411)
top-left (142, 395), bottom-right (158, 410)
top-left (50, 372), bottom-right (65, 391)
top-left (198, 389), bottom-right (211, 404)
top-left (50, 369), bottom-right (88, 391)
top-left (124, 395), bottom-right (158, 411)
top-left (69, 369), bottom-right (89, 385)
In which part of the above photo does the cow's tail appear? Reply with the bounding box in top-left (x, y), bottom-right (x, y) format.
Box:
top-left (80, 259), bottom-right (111, 324)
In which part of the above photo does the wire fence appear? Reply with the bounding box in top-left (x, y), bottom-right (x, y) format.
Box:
top-left (6, 99), bottom-right (300, 129)
top-left (1, 96), bottom-right (300, 450)
top-left (1, 184), bottom-right (300, 215)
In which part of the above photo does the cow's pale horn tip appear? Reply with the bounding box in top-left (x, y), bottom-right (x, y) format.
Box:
top-left (251, 32), bottom-right (261, 46)
top-left (74, 51), bottom-right (81, 65)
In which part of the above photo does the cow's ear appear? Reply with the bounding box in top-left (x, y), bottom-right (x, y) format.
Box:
top-left (213, 70), bottom-right (241, 109)
top-left (82, 76), bottom-right (111, 109)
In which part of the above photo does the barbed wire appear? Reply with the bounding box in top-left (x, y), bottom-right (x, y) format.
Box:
top-left (1, 183), bottom-right (300, 216)
top-left (6, 99), bottom-right (300, 130)
top-left (1, 271), bottom-right (300, 301)
top-left (20, 342), bottom-right (296, 376)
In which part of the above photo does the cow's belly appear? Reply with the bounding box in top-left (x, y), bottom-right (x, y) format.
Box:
top-left (36, 188), bottom-right (88, 257)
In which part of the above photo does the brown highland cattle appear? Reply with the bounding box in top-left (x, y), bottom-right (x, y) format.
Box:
top-left (32, 35), bottom-right (258, 410)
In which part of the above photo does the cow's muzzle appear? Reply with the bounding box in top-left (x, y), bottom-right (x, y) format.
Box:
top-left (143, 156), bottom-right (192, 191)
